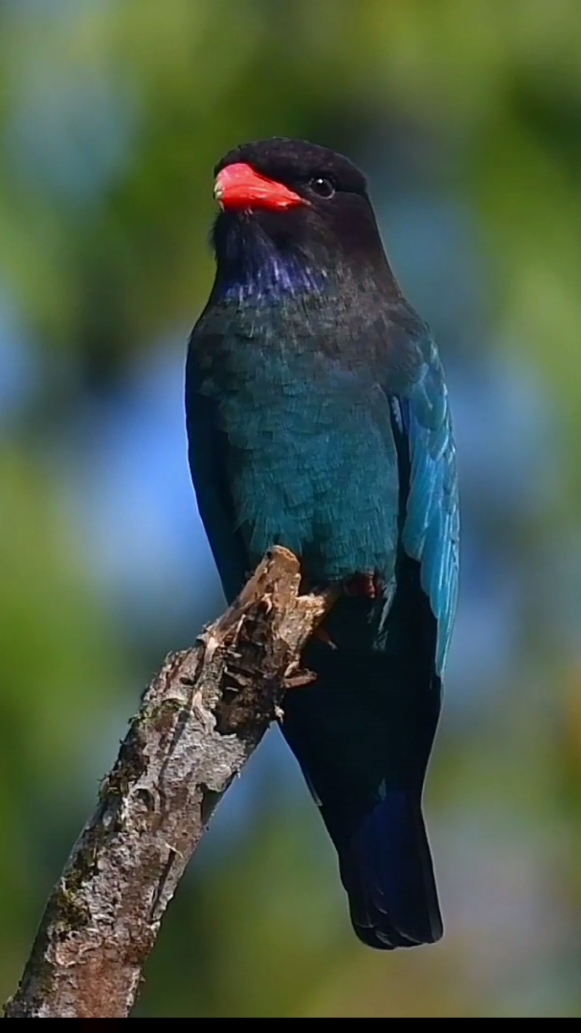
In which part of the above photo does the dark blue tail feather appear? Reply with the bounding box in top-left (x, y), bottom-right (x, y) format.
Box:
top-left (282, 614), bottom-right (442, 950)
top-left (340, 790), bottom-right (443, 949)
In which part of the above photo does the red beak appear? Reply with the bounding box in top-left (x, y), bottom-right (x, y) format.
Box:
top-left (214, 163), bottom-right (307, 212)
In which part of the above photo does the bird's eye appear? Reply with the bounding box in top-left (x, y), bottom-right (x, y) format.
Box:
top-left (309, 176), bottom-right (336, 199)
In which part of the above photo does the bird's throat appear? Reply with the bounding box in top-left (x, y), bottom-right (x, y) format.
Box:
top-left (214, 214), bottom-right (327, 303)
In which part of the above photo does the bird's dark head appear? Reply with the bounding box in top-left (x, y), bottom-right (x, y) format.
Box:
top-left (211, 138), bottom-right (395, 300)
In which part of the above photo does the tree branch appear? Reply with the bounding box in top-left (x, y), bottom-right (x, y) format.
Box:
top-left (4, 547), bottom-right (336, 1019)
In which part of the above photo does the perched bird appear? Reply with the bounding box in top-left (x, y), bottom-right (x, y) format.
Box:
top-left (186, 138), bottom-right (459, 950)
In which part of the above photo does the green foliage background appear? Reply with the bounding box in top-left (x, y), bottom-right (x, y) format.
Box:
top-left (1, 0), bottom-right (580, 1017)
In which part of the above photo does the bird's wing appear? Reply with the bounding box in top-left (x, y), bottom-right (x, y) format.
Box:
top-left (394, 333), bottom-right (459, 674)
top-left (185, 336), bottom-right (249, 603)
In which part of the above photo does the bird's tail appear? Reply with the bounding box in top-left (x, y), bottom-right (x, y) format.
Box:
top-left (282, 616), bottom-right (443, 951)
top-left (338, 788), bottom-right (443, 949)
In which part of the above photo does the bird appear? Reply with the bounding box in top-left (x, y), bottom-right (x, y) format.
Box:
top-left (186, 137), bottom-right (459, 950)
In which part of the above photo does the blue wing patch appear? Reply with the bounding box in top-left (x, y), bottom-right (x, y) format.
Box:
top-left (398, 337), bottom-right (459, 674)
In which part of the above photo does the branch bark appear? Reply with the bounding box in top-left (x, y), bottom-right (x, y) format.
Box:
top-left (4, 547), bottom-right (336, 1019)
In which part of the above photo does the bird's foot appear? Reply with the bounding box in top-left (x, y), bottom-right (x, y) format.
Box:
top-left (344, 572), bottom-right (383, 600)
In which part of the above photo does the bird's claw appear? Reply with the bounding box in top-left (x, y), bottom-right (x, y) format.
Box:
top-left (343, 572), bottom-right (383, 600)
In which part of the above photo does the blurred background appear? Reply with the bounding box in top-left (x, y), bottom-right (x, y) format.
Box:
top-left (1, 0), bottom-right (581, 1017)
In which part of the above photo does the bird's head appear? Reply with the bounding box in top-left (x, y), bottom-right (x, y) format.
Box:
top-left (211, 138), bottom-right (393, 298)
